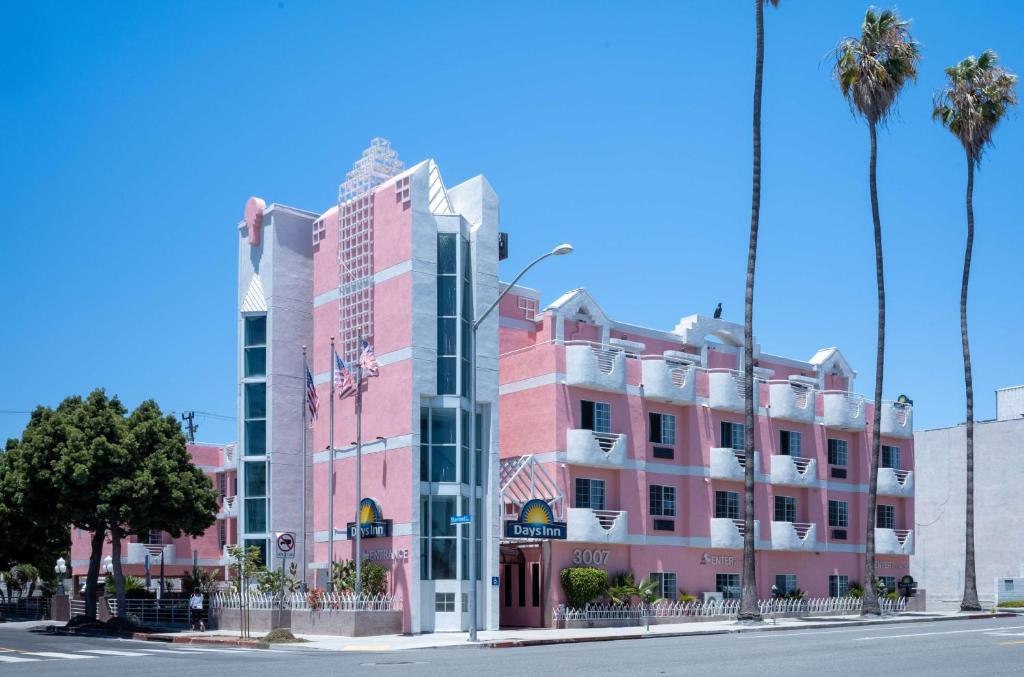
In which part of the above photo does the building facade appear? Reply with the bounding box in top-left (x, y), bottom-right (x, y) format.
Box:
top-left (912, 386), bottom-right (1024, 608)
top-left (69, 442), bottom-right (237, 590)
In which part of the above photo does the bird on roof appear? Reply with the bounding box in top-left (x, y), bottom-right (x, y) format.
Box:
top-left (713, 302), bottom-right (722, 319)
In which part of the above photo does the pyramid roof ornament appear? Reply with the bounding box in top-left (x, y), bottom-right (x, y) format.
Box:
top-left (339, 137), bottom-right (405, 203)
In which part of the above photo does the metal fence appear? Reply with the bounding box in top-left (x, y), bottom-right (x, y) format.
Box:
top-left (108, 598), bottom-right (191, 627)
top-left (0, 598), bottom-right (50, 621)
top-left (210, 591), bottom-right (401, 612)
top-left (553, 596), bottom-right (906, 622)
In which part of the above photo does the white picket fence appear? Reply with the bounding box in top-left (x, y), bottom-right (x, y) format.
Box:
top-left (210, 591), bottom-right (401, 612)
top-left (553, 596), bottom-right (905, 622)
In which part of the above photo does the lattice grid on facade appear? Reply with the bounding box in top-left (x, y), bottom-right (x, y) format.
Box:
top-left (336, 138), bottom-right (404, 360)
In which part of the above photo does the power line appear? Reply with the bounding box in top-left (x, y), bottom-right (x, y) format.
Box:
top-left (0, 410), bottom-right (31, 415)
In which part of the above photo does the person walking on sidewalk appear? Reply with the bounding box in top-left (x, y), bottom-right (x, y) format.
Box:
top-left (189, 590), bottom-right (206, 632)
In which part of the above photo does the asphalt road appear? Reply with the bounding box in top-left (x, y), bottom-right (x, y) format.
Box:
top-left (1, 616), bottom-right (1022, 676)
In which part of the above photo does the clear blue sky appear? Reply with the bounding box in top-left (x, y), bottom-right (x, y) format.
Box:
top-left (2, 1), bottom-right (1022, 444)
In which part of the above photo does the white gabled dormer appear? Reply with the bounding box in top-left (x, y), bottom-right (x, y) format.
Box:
top-left (544, 288), bottom-right (612, 344)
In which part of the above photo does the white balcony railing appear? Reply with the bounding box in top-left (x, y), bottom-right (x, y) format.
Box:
top-left (769, 455), bottom-right (818, 487)
top-left (641, 354), bottom-right (697, 405)
top-left (708, 369), bottom-right (759, 412)
top-left (709, 447), bottom-right (760, 482)
top-left (877, 468), bottom-right (914, 497)
top-left (876, 528), bottom-right (914, 555)
top-left (770, 521), bottom-right (817, 551)
top-left (124, 542), bottom-right (175, 565)
top-left (217, 495), bottom-right (238, 518)
top-left (567, 508), bottom-right (628, 543)
top-left (880, 402), bottom-right (914, 438)
top-left (566, 429), bottom-right (628, 467)
top-left (768, 380), bottom-right (816, 423)
top-left (709, 518), bottom-right (761, 549)
top-left (821, 391), bottom-right (866, 430)
top-left (565, 342), bottom-right (627, 393)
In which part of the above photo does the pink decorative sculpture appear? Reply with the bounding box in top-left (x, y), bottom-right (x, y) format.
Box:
top-left (244, 197), bottom-right (265, 246)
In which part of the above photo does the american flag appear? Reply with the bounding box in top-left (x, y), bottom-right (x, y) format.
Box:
top-left (305, 364), bottom-right (319, 422)
top-left (334, 349), bottom-right (356, 398)
top-left (360, 340), bottom-right (379, 377)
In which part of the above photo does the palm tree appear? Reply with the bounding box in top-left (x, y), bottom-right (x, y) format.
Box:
top-left (832, 7), bottom-right (919, 616)
top-left (933, 51), bottom-right (1018, 612)
top-left (739, 0), bottom-right (779, 624)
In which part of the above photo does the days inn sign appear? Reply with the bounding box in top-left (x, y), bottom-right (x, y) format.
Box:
top-left (346, 498), bottom-right (392, 539)
top-left (504, 499), bottom-right (567, 540)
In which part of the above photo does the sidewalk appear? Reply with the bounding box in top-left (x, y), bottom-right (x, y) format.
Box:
top-left (150, 610), bottom-right (1009, 651)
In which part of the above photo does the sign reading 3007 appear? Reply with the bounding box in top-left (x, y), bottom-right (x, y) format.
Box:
top-left (504, 499), bottom-right (567, 540)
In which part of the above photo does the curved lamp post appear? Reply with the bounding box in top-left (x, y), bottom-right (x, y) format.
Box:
top-left (467, 243), bottom-right (573, 641)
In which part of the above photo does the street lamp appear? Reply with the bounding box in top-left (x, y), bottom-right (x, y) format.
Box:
top-left (54, 557), bottom-right (67, 596)
top-left (467, 243), bottom-right (573, 642)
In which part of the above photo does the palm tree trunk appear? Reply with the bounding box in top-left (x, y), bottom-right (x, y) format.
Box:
top-left (110, 526), bottom-right (128, 623)
top-left (738, 0), bottom-right (764, 622)
top-left (84, 528), bottom-right (105, 621)
top-left (862, 120), bottom-right (884, 616)
top-left (960, 152), bottom-right (981, 611)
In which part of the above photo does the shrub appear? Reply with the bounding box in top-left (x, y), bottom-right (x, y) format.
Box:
top-left (678, 590), bottom-right (698, 604)
top-left (559, 567), bottom-right (608, 607)
top-left (997, 600), bottom-right (1024, 608)
top-left (848, 581), bottom-right (864, 598)
top-left (331, 560), bottom-right (388, 596)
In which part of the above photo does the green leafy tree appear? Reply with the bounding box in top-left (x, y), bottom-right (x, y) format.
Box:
top-left (933, 50), bottom-right (1018, 612)
top-left (0, 442), bottom-right (69, 574)
top-left (832, 7), bottom-right (920, 616)
top-left (740, 0), bottom-right (780, 624)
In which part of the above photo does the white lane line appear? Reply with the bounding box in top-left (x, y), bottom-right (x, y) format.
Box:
top-left (0, 655), bottom-right (40, 663)
top-left (78, 649), bottom-right (153, 656)
top-left (854, 625), bottom-right (1024, 641)
top-left (21, 651), bottom-right (97, 659)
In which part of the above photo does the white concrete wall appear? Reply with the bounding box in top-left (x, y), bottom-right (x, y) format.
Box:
top-left (911, 418), bottom-right (1024, 608)
top-left (996, 385), bottom-right (1024, 421)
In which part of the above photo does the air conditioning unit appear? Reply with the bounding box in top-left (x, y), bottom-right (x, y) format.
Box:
top-left (703, 591), bottom-right (724, 604)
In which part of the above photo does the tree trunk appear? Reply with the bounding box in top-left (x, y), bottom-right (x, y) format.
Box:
top-left (110, 526), bottom-right (128, 622)
top-left (84, 528), bottom-right (105, 621)
top-left (862, 121), bottom-right (884, 617)
top-left (738, 0), bottom-right (765, 622)
top-left (960, 153), bottom-right (981, 611)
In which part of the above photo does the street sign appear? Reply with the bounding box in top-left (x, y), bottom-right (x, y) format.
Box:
top-left (450, 514), bottom-right (472, 525)
top-left (276, 531), bottom-right (297, 558)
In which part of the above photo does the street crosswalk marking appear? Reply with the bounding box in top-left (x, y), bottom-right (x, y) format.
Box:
top-left (0, 645), bottom-right (290, 662)
top-left (0, 655), bottom-right (40, 662)
top-left (79, 649), bottom-right (153, 656)
top-left (21, 651), bottom-right (96, 659)
top-left (854, 625), bottom-right (1024, 641)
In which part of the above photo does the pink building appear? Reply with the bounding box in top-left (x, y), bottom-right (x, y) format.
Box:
top-left (69, 442), bottom-right (238, 591)
top-left (230, 138), bottom-right (915, 634)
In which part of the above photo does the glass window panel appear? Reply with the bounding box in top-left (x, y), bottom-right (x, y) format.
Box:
top-left (244, 420), bottom-right (266, 456)
top-left (244, 316), bottom-right (266, 347)
top-left (420, 409), bottom-right (430, 481)
top-left (245, 383), bottom-right (266, 419)
top-left (828, 439), bottom-right (848, 466)
top-left (437, 318), bottom-right (457, 355)
top-left (244, 347), bottom-right (266, 377)
top-left (431, 408), bottom-right (456, 444)
top-left (431, 539), bottom-right (457, 580)
top-left (437, 277), bottom-right (457, 317)
top-left (243, 538), bottom-right (267, 567)
top-left (244, 498), bottom-right (266, 533)
top-left (594, 403), bottom-right (611, 433)
top-left (430, 496), bottom-right (456, 537)
top-left (244, 461), bottom-right (266, 496)
top-left (438, 234), bottom-right (457, 274)
top-left (431, 445), bottom-right (457, 482)
top-left (437, 358), bottom-right (456, 394)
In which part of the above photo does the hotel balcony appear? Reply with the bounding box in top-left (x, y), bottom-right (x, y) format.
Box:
top-left (123, 542), bottom-right (175, 565)
top-left (821, 391), bottom-right (866, 431)
top-left (567, 508), bottom-right (629, 544)
top-left (566, 429), bottom-right (628, 467)
top-left (709, 447), bottom-right (761, 482)
top-left (641, 353), bottom-right (697, 405)
top-left (768, 379), bottom-right (817, 423)
top-left (877, 468), bottom-right (914, 497)
top-left (709, 518), bottom-right (761, 549)
top-left (217, 495), bottom-right (238, 519)
top-left (565, 342), bottom-right (627, 393)
top-left (769, 455), bottom-right (818, 487)
top-left (769, 521), bottom-right (817, 552)
top-left (876, 528), bottom-right (914, 555)
top-left (880, 402), bottom-right (914, 438)
top-left (708, 369), bottom-right (759, 412)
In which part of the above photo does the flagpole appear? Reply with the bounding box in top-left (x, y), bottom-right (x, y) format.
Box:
top-left (328, 336), bottom-right (336, 591)
top-left (301, 346), bottom-right (309, 592)
top-left (354, 337), bottom-right (363, 598)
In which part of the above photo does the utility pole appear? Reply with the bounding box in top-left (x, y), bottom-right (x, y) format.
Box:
top-left (181, 411), bottom-right (198, 443)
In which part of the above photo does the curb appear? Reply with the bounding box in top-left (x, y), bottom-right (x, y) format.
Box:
top-left (135, 633), bottom-right (266, 649)
top-left (484, 613), bottom-right (1013, 649)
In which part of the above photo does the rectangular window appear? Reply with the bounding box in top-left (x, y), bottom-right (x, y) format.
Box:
top-left (243, 460), bottom-right (267, 534)
top-left (437, 233), bottom-right (459, 395)
top-left (243, 538), bottom-right (267, 567)
top-left (827, 439), bottom-right (848, 466)
top-left (652, 446), bottom-right (674, 460)
top-left (581, 401), bottom-right (611, 433)
top-left (774, 574), bottom-right (798, 596)
top-left (574, 478), bottom-right (606, 510)
top-left (716, 573), bottom-right (741, 599)
top-left (774, 495), bottom-right (796, 523)
top-left (829, 575), bottom-right (849, 598)
top-left (217, 473), bottom-right (227, 497)
top-left (779, 430), bottom-right (802, 457)
top-left (244, 498), bottom-right (267, 532)
top-left (715, 491), bottom-right (740, 520)
top-left (650, 572), bottom-right (677, 601)
top-left (879, 576), bottom-right (897, 592)
top-left (531, 562), bottom-right (541, 607)
top-left (144, 529), bottom-right (162, 545)
top-left (828, 500), bottom-right (849, 528)
top-left (720, 421), bottom-right (744, 450)
top-left (244, 382), bottom-right (266, 456)
top-left (649, 485), bottom-right (676, 517)
top-left (434, 592), bottom-right (456, 613)
top-left (218, 521), bottom-right (226, 550)
top-left (877, 504), bottom-right (896, 530)
top-left (243, 316), bottom-right (267, 378)
top-left (881, 445), bottom-right (901, 470)
top-left (649, 413), bottom-right (676, 446)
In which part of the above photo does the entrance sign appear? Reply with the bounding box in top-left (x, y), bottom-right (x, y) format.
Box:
top-left (450, 514), bottom-right (472, 525)
top-left (346, 498), bottom-right (393, 539)
top-left (276, 531), bottom-right (296, 558)
top-left (504, 499), bottom-right (567, 540)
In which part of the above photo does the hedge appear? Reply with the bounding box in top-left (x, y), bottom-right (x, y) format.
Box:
top-left (559, 567), bottom-right (608, 607)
